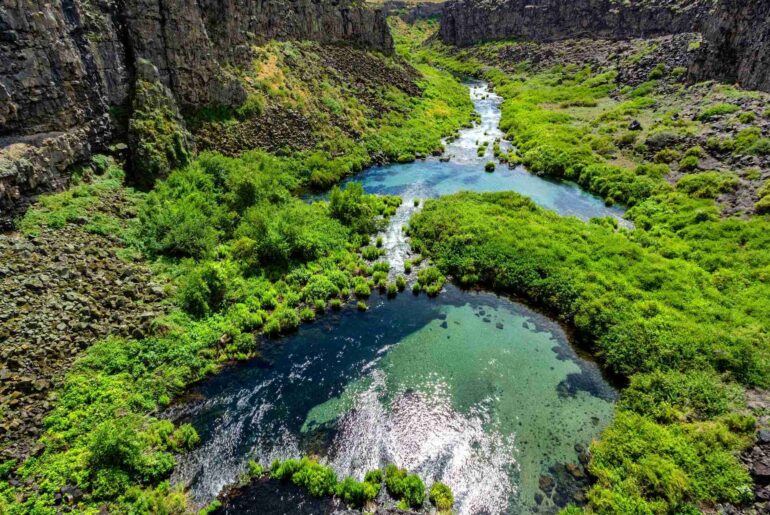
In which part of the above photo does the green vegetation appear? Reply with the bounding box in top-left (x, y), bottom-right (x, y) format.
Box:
top-left (129, 77), bottom-right (191, 186)
top-left (0, 30), bottom-right (474, 513)
top-left (250, 459), bottom-right (434, 509)
top-left (429, 481), bottom-right (454, 512)
top-left (697, 103), bottom-right (740, 121)
top-left (408, 190), bottom-right (767, 512)
top-left (385, 464), bottom-right (426, 509)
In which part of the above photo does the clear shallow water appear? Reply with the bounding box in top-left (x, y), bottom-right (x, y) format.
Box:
top-left (174, 81), bottom-right (620, 514)
top-left (173, 287), bottom-right (616, 514)
top-left (327, 82), bottom-right (626, 222)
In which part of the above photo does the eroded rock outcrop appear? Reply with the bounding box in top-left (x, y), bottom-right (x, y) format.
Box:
top-left (0, 0), bottom-right (392, 220)
top-left (689, 0), bottom-right (770, 93)
top-left (439, 0), bottom-right (707, 47)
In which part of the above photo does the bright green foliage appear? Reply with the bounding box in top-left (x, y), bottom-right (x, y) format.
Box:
top-left (410, 191), bottom-right (770, 385)
top-left (756, 180), bottom-right (770, 213)
top-left (620, 370), bottom-right (742, 423)
top-left (335, 476), bottom-right (380, 508)
top-left (269, 459), bottom-right (384, 506)
top-left (289, 458), bottom-right (338, 497)
top-left (247, 461), bottom-right (264, 477)
top-left (19, 162), bottom-right (136, 237)
top-left (416, 266), bottom-right (446, 296)
top-left (697, 103), bottom-right (740, 121)
top-left (678, 154), bottom-right (699, 171)
top-left (364, 469), bottom-right (383, 484)
top-left (676, 171), bottom-right (738, 199)
top-left (589, 411), bottom-right (753, 510)
top-left (429, 481), bottom-right (454, 511)
top-left (385, 464), bottom-right (425, 508)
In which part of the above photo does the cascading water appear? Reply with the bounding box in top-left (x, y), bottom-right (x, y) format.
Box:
top-left (170, 81), bottom-right (622, 514)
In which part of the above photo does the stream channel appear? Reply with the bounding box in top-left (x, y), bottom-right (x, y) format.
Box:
top-left (170, 82), bottom-right (624, 514)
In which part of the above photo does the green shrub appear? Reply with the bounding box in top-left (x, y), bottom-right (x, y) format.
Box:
top-left (706, 135), bottom-right (735, 153)
top-left (300, 307), bottom-right (315, 322)
top-left (678, 155), bottom-right (699, 171)
top-left (646, 131), bottom-right (681, 150)
top-left (620, 370), bottom-right (741, 422)
top-left (676, 172), bottom-right (738, 199)
top-left (654, 149), bottom-right (680, 163)
top-left (485, 161), bottom-right (496, 172)
top-left (648, 63), bottom-right (666, 80)
top-left (89, 418), bottom-right (143, 473)
top-left (364, 469), bottom-right (383, 484)
top-left (248, 461), bottom-right (264, 477)
top-left (429, 482), bottom-right (454, 511)
top-left (738, 112), bottom-right (756, 124)
top-left (290, 458), bottom-right (337, 497)
top-left (396, 275), bottom-right (407, 291)
top-left (361, 246), bottom-right (382, 261)
top-left (385, 464), bottom-right (425, 508)
top-left (353, 277), bottom-right (371, 297)
top-left (335, 476), bottom-right (379, 507)
top-left (672, 66), bottom-right (687, 78)
top-left (357, 300), bottom-right (368, 311)
top-left (171, 424), bottom-right (200, 451)
top-left (178, 262), bottom-right (228, 318)
top-left (697, 103), bottom-right (740, 121)
top-left (417, 267), bottom-right (445, 296)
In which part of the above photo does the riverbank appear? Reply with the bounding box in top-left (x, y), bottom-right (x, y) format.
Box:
top-left (398, 18), bottom-right (770, 514)
top-left (0, 43), bottom-right (474, 513)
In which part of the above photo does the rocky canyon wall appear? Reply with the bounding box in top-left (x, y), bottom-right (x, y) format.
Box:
top-left (439, 0), bottom-right (707, 47)
top-left (689, 0), bottom-right (770, 93)
top-left (0, 0), bottom-right (392, 222)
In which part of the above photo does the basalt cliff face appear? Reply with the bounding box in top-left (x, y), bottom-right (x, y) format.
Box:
top-left (438, 0), bottom-right (707, 47)
top-left (0, 0), bottom-right (391, 223)
top-left (690, 0), bottom-right (770, 93)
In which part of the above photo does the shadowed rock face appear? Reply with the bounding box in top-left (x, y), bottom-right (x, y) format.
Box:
top-left (0, 0), bottom-right (392, 218)
top-left (690, 0), bottom-right (770, 93)
top-left (438, 0), bottom-right (707, 47)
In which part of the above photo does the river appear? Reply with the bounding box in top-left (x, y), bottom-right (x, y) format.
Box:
top-left (170, 82), bottom-right (621, 514)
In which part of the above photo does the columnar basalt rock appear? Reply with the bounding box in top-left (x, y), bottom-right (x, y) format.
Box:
top-left (0, 0), bottom-right (393, 221)
top-left (689, 0), bottom-right (770, 94)
top-left (439, 0), bottom-right (708, 47)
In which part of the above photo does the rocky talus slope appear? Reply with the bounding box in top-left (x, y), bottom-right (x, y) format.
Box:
top-left (438, 0), bottom-right (707, 47)
top-left (0, 0), bottom-right (392, 221)
top-left (690, 0), bottom-right (770, 93)
top-left (0, 187), bottom-right (168, 463)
